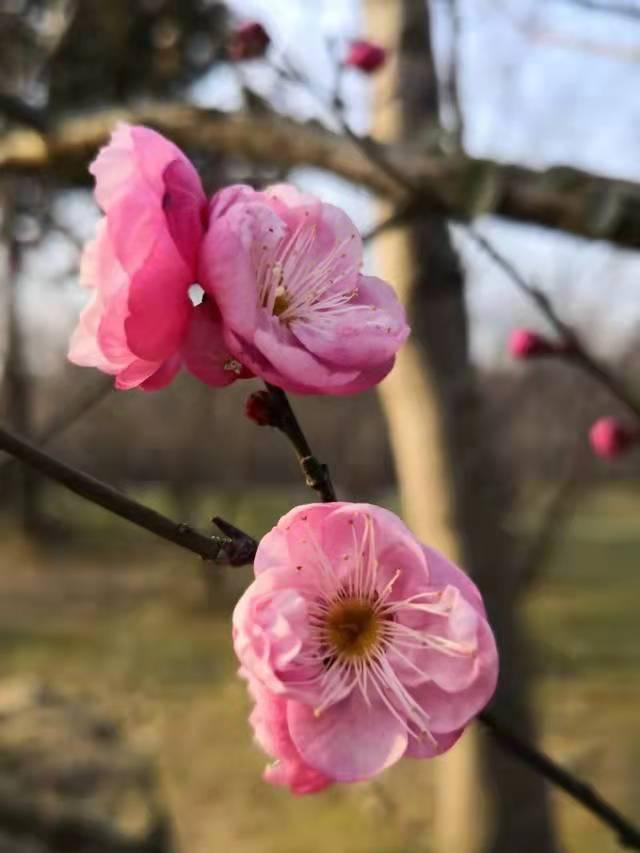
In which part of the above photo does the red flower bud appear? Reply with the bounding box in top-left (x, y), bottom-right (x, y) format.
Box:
top-left (245, 391), bottom-right (275, 427)
top-left (589, 417), bottom-right (637, 459)
top-left (228, 21), bottom-right (270, 62)
top-left (508, 328), bottom-right (559, 359)
top-left (344, 40), bottom-right (386, 74)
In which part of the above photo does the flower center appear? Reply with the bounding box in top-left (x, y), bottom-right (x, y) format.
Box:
top-left (325, 598), bottom-right (382, 660)
top-left (272, 285), bottom-right (290, 317)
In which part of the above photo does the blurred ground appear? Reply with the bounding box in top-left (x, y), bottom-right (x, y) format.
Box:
top-left (0, 485), bottom-right (637, 853)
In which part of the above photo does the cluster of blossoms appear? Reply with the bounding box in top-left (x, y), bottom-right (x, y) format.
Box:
top-left (69, 125), bottom-right (409, 395)
top-left (69, 123), bottom-right (497, 794)
top-left (508, 328), bottom-right (639, 460)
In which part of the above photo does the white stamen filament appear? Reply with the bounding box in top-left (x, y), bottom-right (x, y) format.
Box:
top-left (293, 514), bottom-right (475, 740)
top-left (253, 219), bottom-right (360, 326)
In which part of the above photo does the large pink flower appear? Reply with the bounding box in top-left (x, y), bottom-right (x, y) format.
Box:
top-left (199, 184), bottom-right (409, 394)
top-left (68, 124), bottom-right (251, 390)
top-left (69, 126), bottom-right (408, 395)
top-left (233, 503), bottom-right (498, 792)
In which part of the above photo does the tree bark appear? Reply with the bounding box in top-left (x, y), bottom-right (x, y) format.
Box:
top-left (366, 1), bottom-right (561, 850)
top-left (0, 189), bottom-right (43, 535)
top-left (2, 102), bottom-right (640, 250)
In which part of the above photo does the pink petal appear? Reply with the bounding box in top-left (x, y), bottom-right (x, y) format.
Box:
top-left (405, 727), bottom-right (464, 758)
top-left (392, 590), bottom-right (483, 692)
top-left (250, 313), bottom-right (361, 391)
top-left (287, 691), bottom-right (408, 782)
top-left (409, 619), bottom-right (498, 733)
top-left (140, 354), bottom-right (182, 391)
top-left (247, 679), bottom-right (332, 794)
top-left (68, 294), bottom-right (116, 372)
top-left (162, 159), bottom-right (207, 270)
top-left (422, 545), bottom-right (486, 617)
top-left (182, 301), bottom-right (251, 387)
top-left (199, 204), bottom-right (278, 338)
top-left (208, 184), bottom-right (256, 221)
top-left (114, 358), bottom-right (165, 390)
top-left (291, 275), bottom-right (408, 370)
top-left (263, 183), bottom-right (319, 210)
top-left (124, 234), bottom-right (192, 361)
top-left (90, 124), bottom-right (205, 362)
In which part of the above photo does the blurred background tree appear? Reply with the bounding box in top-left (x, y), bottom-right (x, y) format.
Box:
top-left (1, 1), bottom-right (640, 852)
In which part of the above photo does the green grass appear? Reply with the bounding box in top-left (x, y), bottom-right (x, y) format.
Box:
top-left (0, 485), bottom-right (638, 852)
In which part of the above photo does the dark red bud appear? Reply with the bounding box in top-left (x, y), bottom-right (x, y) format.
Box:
top-left (245, 390), bottom-right (275, 427)
top-left (228, 21), bottom-right (270, 61)
top-left (344, 40), bottom-right (386, 74)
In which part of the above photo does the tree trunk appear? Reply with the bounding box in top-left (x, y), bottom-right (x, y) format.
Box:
top-left (1, 189), bottom-right (43, 535)
top-left (365, 1), bottom-right (561, 850)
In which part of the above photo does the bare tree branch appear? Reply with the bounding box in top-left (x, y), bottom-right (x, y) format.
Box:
top-left (0, 93), bottom-right (48, 132)
top-left (3, 103), bottom-right (640, 249)
top-left (0, 422), bottom-right (257, 566)
top-left (467, 227), bottom-right (640, 421)
top-left (479, 710), bottom-right (640, 849)
top-left (263, 384), bottom-right (336, 503)
top-left (0, 377), bottom-right (112, 477)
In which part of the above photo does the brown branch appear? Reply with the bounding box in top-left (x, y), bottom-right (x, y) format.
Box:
top-left (0, 422), bottom-right (257, 566)
top-left (516, 447), bottom-right (585, 587)
top-left (263, 384), bottom-right (336, 502)
top-left (479, 710), bottom-right (640, 850)
top-left (0, 377), bottom-right (112, 477)
top-left (467, 227), bottom-right (640, 421)
top-left (0, 93), bottom-right (48, 132)
top-left (4, 103), bottom-right (640, 249)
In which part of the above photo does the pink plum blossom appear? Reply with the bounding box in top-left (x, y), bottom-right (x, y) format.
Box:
top-left (233, 502), bottom-right (498, 792)
top-left (200, 184), bottom-right (410, 394)
top-left (69, 125), bottom-right (408, 395)
top-left (68, 124), bottom-right (251, 390)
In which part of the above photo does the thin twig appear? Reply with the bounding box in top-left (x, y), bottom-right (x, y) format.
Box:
top-left (263, 383), bottom-right (336, 502)
top-left (0, 422), bottom-right (257, 566)
top-left (516, 453), bottom-right (584, 588)
top-left (0, 378), bottom-right (112, 476)
top-left (467, 227), bottom-right (640, 421)
top-left (479, 710), bottom-right (640, 850)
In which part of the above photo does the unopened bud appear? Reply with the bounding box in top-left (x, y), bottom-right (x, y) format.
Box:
top-left (245, 390), bottom-right (275, 427)
top-left (508, 328), bottom-right (560, 359)
top-left (228, 21), bottom-right (270, 62)
top-left (344, 40), bottom-right (386, 74)
top-left (589, 416), bottom-right (638, 459)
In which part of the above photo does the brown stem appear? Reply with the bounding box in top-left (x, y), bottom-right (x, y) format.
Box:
top-left (468, 227), bottom-right (640, 422)
top-left (0, 422), bottom-right (257, 566)
top-left (479, 711), bottom-right (640, 849)
top-left (263, 383), bottom-right (336, 502)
